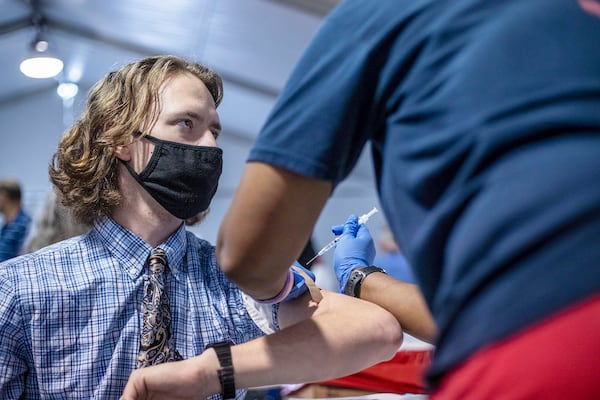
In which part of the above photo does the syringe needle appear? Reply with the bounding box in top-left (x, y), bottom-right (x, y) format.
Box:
top-left (305, 237), bottom-right (339, 265)
top-left (305, 254), bottom-right (319, 266)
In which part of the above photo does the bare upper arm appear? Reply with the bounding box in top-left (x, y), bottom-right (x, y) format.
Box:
top-left (278, 291), bottom-right (323, 329)
top-left (277, 288), bottom-right (397, 330)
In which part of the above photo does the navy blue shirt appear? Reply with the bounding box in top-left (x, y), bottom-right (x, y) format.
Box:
top-left (249, 0), bottom-right (600, 386)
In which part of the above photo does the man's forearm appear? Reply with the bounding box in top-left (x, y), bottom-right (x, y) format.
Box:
top-left (121, 291), bottom-right (403, 399)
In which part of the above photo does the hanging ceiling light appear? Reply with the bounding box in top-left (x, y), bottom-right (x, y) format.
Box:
top-left (19, 16), bottom-right (63, 79)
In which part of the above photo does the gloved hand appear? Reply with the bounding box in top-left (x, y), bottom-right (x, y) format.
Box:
top-left (284, 261), bottom-right (318, 302)
top-left (332, 214), bottom-right (376, 294)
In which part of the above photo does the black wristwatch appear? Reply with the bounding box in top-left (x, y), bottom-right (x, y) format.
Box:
top-left (205, 341), bottom-right (235, 399)
top-left (344, 266), bottom-right (386, 298)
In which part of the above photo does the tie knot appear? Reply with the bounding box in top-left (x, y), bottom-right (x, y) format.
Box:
top-left (148, 248), bottom-right (167, 274)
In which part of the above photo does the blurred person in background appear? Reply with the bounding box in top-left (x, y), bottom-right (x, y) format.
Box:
top-left (0, 178), bottom-right (31, 262)
top-left (23, 190), bottom-right (90, 253)
top-left (373, 224), bottom-right (416, 284)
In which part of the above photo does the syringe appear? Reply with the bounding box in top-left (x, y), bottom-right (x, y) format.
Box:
top-left (306, 207), bottom-right (379, 265)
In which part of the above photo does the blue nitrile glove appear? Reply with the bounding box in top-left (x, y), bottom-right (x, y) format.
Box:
top-left (283, 261), bottom-right (317, 302)
top-left (332, 214), bottom-right (376, 294)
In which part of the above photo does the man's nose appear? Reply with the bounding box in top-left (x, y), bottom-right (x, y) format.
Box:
top-left (194, 129), bottom-right (218, 147)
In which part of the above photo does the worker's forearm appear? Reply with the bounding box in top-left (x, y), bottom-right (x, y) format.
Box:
top-left (360, 273), bottom-right (437, 343)
top-left (217, 162), bottom-right (331, 299)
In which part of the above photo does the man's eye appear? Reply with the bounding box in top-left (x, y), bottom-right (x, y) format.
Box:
top-left (211, 130), bottom-right (220, 139)
top-left (178, 119), bottom-right (193, 128)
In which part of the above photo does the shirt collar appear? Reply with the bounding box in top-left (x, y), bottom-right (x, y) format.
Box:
top-left (92, 217), bottom-right (188, 281)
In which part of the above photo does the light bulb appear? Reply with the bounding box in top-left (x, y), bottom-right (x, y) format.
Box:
top-left (20, 56), bottom-right (64, 79)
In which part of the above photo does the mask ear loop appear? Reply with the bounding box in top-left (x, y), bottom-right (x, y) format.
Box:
top-left (119, 131), bottom-right (158, 181)
top-left (132, 130), bottom-right (144, 139)
top-left (134, 131), bottom-right (164, 146)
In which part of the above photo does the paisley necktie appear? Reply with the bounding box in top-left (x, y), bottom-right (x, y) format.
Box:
top-left (137, 248), bottom-right (183, 368)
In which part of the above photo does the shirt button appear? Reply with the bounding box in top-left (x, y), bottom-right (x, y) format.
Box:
top-left (129, 267), bottom-right (136, 275)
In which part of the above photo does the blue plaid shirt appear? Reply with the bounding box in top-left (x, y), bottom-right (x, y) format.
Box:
top-left (0, 208), bottom-right (31, 262)
top-left (0, 218), bottom-right (275, 399)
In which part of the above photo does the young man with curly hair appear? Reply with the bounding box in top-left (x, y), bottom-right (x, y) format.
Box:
top-left (0, 55), bottom-right (402, 399)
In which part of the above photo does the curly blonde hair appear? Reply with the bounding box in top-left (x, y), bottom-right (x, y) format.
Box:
top-left (49, 55), bottom-right (223, 225)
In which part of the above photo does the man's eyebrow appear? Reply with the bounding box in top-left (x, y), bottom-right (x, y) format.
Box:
top-left (182, 111), bottom-right (202, 120)
top-left (172, 110), bottom-right (221, 131)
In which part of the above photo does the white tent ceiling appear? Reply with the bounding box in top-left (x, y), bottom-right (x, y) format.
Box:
top-left (0, 0), bottom-right (383, 254)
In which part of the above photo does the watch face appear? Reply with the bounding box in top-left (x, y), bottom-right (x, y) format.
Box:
top-left (345, 267), bottom-right (385, 297)
top-left (345, 269), bottom-right (365, 297)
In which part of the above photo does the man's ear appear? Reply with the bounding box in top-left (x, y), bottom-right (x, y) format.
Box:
top-left (113, 145), bottom-right (131, 161)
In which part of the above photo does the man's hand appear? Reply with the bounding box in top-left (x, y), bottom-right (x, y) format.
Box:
top-left (255, 262), bottom-right (322, 304)
top-left (285, 261), bottom-right (322, 302)
top-left (120, 357), bottom-right (217, 400)
top-left (332, 214), bottom-right (375, 293)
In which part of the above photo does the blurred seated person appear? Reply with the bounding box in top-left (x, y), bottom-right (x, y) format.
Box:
top-left (373, 224), bottom-right (416, 284)
top-left (23, 190), bottom-right (90, 253)
top-left (0, 55), bottom-right (402, 399)
top-left (0, 178), bottom-right (32, 262)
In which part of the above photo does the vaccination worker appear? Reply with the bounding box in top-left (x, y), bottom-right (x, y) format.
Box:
top-left (217, 1), bottom-right (600, 398)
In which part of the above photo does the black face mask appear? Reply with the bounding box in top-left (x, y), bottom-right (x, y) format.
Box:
top-left (123, 133), bottom-right (223, 219)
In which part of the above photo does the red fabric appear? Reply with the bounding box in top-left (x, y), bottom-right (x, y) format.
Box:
top-left (317, 350), bottom-right (432, 394)
top-left (432, 293), bottom-right (600, 399)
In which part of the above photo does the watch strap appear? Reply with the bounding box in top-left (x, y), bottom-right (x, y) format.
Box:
top-left (205, 341), bottom-right (235, 399)
top-left (344, 266), bottom-right (386, 298)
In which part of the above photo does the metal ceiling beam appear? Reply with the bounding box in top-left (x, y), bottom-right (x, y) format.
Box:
top-left (0, 15), bottom-right (281, 100)
top-left (268, 0), bottom-right (338, 17)
top-left (46, 16), bottom-right (281, 99)
top-left (0, 82), bottom-right (57, 107)
top-left (0, 16), bottom-right (31, 36)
